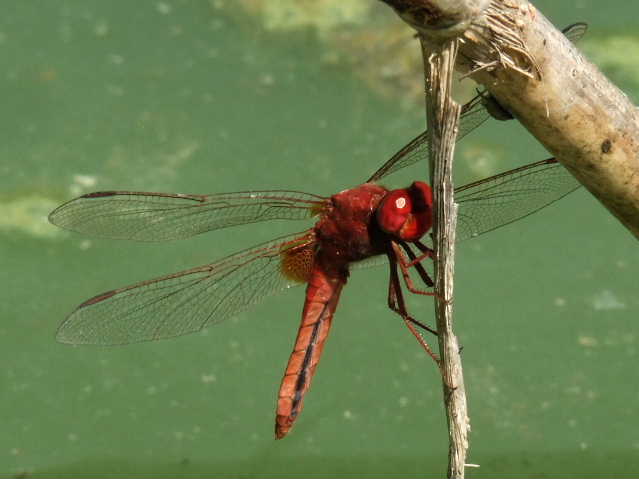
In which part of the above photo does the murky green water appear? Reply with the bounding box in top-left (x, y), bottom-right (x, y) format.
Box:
top-left (2, 1), bottom-right (638, 477)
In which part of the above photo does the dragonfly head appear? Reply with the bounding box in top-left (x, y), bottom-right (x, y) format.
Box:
top-left (376, 181), bottom-right (433, 242)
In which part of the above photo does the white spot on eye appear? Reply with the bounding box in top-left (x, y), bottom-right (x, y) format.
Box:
top-left (395, 197), bottom-right (407, 209)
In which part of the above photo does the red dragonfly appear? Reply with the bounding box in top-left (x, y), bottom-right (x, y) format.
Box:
top-left (49, 93), bottom-right (580, 439)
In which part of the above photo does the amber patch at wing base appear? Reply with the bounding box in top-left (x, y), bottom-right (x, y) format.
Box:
top-left (280, 240), bottom-right (315, 283)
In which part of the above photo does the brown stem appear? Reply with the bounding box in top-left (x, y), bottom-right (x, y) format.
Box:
top-left (423, 37), bottom-right (469, 479)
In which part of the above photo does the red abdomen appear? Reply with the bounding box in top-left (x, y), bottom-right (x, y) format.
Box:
top-left (275, 264), bottom-right (346, 439)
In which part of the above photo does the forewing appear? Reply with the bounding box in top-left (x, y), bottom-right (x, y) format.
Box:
top-left (367, 94), bottom-right (490, 182)
top-left (455, 158), bottom-right (580, 242)
top-left (49, 190), bottom-right (326, 241)
top-left (562, 22), bottom-right (588, 43)
top-left (56, 231), bottom-right (316, 345)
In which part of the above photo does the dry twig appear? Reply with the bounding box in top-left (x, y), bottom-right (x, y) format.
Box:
top-left (422, 38), bottom-right (468, 478)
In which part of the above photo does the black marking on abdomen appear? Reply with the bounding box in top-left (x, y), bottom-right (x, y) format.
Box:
top-left (290, 305), bottom-right (327, 418)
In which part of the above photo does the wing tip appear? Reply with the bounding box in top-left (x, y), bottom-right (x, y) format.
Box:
top-left (55, 317), bottom-right (87, 345)
top-left (54, 290), bottom-right (117, 343)
top-left (48, 192), bottom-right (116, 227)
top-left (48, 202), bottom-right (72, 227)
top-left (47, 209), bottom-right (60, 226)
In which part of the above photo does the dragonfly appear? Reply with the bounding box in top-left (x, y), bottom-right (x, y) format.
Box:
top-left (49, 22), bottom-right (587, 440)
top-left (49, 147), bottom-right (580, 438)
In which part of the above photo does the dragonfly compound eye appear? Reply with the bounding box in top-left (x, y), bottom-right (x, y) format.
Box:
top-left (376, 184), bottom-right (433, 242)
top-left (401, 182), bottom-right (433, 241)
top-left (376, 189), bottom-right (412, 237)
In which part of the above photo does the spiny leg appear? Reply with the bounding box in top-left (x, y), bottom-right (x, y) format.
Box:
top-left (387, 250), bottom-right (439, 364)
top-left (388, 244), bottom-right (438, 333)
top-left (394, 241), bottom-right (461, 355)
top-left (392, 241), bottom-right (439, 297)
top-left (414, 239), bottom-right (434, 256)
top-left (398, 241), bottom-right (434, 287)
top-left (401, 240), bottom-right (461, 352)
top-left (403, 239), bottom-right (435, 270)
top-left (389, 280), bottom-right (438, 336)
top-left (386, 249), bottom-right (437, 336)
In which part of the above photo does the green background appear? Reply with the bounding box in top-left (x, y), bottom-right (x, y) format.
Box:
top-left (2, 1), bottom-right (638, 477)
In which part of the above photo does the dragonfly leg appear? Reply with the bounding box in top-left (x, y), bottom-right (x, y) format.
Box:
top-left (393, 241), bottom-right (439, 297)
top-left (386, 254), bottom-right (437, 336)
top-left (414, 239), bottom-right (433, 255)
top-left (387, 250), bottom-right (440, 365)
top-left (399, 241), bottom-right (434, 286)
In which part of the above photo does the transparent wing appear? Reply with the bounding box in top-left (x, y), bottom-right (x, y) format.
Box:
top-left (56, 231), bottom-right (315, 345)
top-left (367, 93), bottom-right (490, 182)
top-left (49, 190), bottom-right (326, 241)
top-left (455, 158), bottom-right (580, 242)
top-left (562, 22), bottom-right (588, 43)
